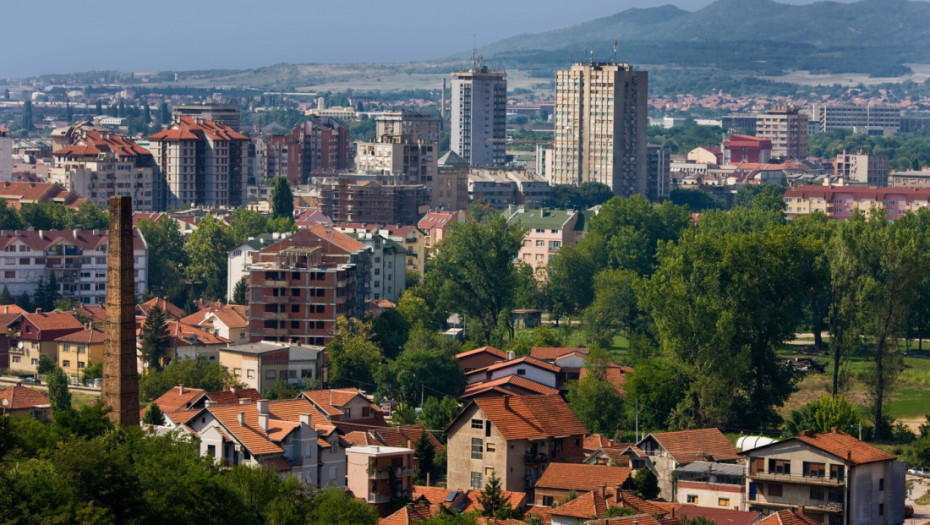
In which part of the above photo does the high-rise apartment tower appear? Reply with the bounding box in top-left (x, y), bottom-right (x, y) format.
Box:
top-left (450, 56), bottom-right (507, 167)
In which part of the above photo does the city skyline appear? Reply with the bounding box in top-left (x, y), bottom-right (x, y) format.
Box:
top-left (4, 0), bottom-right (863, 78)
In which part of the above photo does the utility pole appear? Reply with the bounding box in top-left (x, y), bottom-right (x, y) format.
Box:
top-left (421, 383), bottom-right (424, 407)
top-left (635, 399), bottom-right (640, 442)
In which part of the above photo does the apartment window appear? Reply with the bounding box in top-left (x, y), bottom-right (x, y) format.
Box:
top-left (768, 483), bottom-right (783, 497)
top-left (471, 438), bottom-right (483, 459)
top-left (878, 503), bottom-right (884, 516)
top-left (810, 488), bottom-right (824, 501)
top-left (343, 408), bottom-right (351, 419)
top-left (768, 459), bottom-right (791, 475)
top-left (470, 472), bottom-right (482, 489)
top-left (292, 304), bottom-right (299, 313)
top-left (718, 498), bottom-right (730, 507)
top-left (471, 419), bottom-right (484, 429)
top-left (247, 369), bottom-right (255, 379)
top-left (686, 495), bottom-right (698, 504)
top-left (879, 478), bottom-right (884, 491)
top-left (516, 368), bottom-right (526, 376)
top-left (485, 467), bottom-right (495, 477)
top-left (265, 370), bottom-right (276, 380)
top-left (829, 464), bottom-right (845, 481)
top-left (486, 442), bottom-right (496, 452)
top-left (803, 462), bottom-right (825, 478)
top-left (77, 362), bottom-right (85, 369)
top-left (62, 360), bottom-right (71, 367)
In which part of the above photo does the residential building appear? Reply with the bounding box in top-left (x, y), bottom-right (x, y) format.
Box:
top-left (55, 326), bottom-right (105, 380)
top-left (218, 341), bottom-right (325, 392)
top-left (454, 345), bottom-right (510, 374)
top-left (889, 169), bottom-right (930, 188)
top-left (226, 232), bottom-right (293, 303)
top-left (172, 103), bottom-right (241, 131)
top-left (0, 384), bottom-right (51, 421)
top-left (0, 181), bottom-right (83, 209)
top-left (635, 428), bottom-right (742, 501)
top-left (0, 229), bottom-right (147, 305)
top-left (544, 486), bottom-right (667, 525)
top-left (180, 304), bottom-right (249, 344)
top-left (314, 174), bottom-right (430, 226)
top-left (506, 206), bottom-right (581, 279)
top-left (7, 311), bottom-right (83, 375)
top-left (246, 226), bottom-right (370, 345)
top-left (445, 394), bottom-right (588, 493)
top-left (674, 460), bottom-right (746, 510)
top-left (351, 231), bottom-right (407, 301)
top-left (688, 146), bottom-right (722, 165)
top-left (809, 104), bottom-right (901, 135)
top-left (744, 429), bottom-right (905, 525)
top-left (464, 355), bottom-right (561, 388)
top-left (0, 127), bottom-right (12, 182)
top-left (783, 185), bottom-right (930, 220)
top-left (756, 105), bottom-right (808, 160)
top-left (48, 126), bottom-right (161, 211)
top-left (754, 509), bottom-right (821, 525)
top-left (145, 320), bottom-right (230, 368)
top-left (147, 116), bottom-right (249, 209)
top-left (0, 305), bottom-right (27, 368)
top-left (722, 114), bottom-right (758, 135)
top-left (552, 62), bottom-right (649, 197)
top-left (375, 110), bottom-right (441, 144)
top-left (533, 463), bottom-right (633, 506)
top-left (468, 170), bottom-right (517, 207)
top-left (264, 118), bottom-right (350, 185)
top-left (647, 144), bottom-right (671, 200)
top-left (723, 134), bottom-right (773, 165)
top-left (346, 445), bottom-right (415, 516)
top-left (136, 296), bottom-right (186, 320)
top-left (535, 143), bottom-right (554, 180)
top-left (436, 151), bottom-right (470, 211)
top-left (834, 152), bottom-right (889, 187)
top-left (451, 57), bottom-right (507, 166)
top-left (417, 210), bottom-right (462, 256)
top-left (143, 384), bottom-right (262, 427)
top-left (459, 375), bottom-right (560, 400)
top-left (300, 387), bottom-right (387, 432)
top-left (197, 398), bottom-right (346, 487)
top-left (400, 485), bottom-right (526, 521)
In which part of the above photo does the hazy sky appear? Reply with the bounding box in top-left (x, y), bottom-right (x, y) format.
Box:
top-left (3, 0), bottom-right (861, 78)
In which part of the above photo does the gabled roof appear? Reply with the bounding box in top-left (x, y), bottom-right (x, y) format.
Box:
top-left (465, 355), bottom-right (561, 377)
top-left (438, 150), bottom-right (468, 166)
top-left (137, 297), bottom-right (187, 320)
top-left (22, 311), bottom-right (83, 333)
top-left (460, 375), bottom-right (560, 399)
top-left (548, 489), bottom-right (664, 520)
top-left (181, 304), bottom-right (248, 330)
top-left (379, 499), bottom-right (436, 525)
top-left (417, 211), bottom-right (461, 231)
top-left (583, 514), bottom-right (662, 525)
top-left (206, 388), bottom-right (263, 406)
top-left (530, 347), bottom-right (589, 361)
top-left (753, 509), bottom-right (820, 525)
top-left (345, 425), bottom-right (445, 454)
top-left (206, 399), bottom-right (327, 457)
top-left (455, 345), bottom-right (507, 361)
top-left (308, 223), bottom-right (367, 253)
top-left (0, 385), bottom-right (50, 410)
top-left (744, 429), bottom-right (896, 466)
top-left (673, 504), bottom-right (760, 525)
top-left (410, 486), bottom-right (526, 515)
top-left (535, 463), bottom-right (632, 492)
top-left (461, 394), bottom-right (588, 441)
top-left (0, 305), bottom-right (27, 316)
top-left (638, 428), bottom-right (740, 464)
top-left (147, 116), bottom-right (248, 143)
top-left (54, 327), bottom-right (105, 344)
top-left (584, 434), bottom-right (622, 451)
top-left (150, 385), bottom-right (208, 413)
top-left (53, 130), bottom-right (152, 159)
top-left (300, 387), bottom-right (373, 417)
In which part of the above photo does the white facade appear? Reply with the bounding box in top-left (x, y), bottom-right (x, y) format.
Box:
top-left (226, 232), bottom-right (293, 302)
top-left (466, 361), bottom-right (558, 388)
top-left (0, 128), bottom-right (12, 182)
top-left (353, 232), bottom-right (407, 301)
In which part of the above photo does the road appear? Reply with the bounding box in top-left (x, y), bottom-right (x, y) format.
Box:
top-left (0, 375), bottom-right (100, 396)
top-left (907, 475), bottom-right (930, 525)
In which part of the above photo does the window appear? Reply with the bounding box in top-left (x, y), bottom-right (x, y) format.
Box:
top-left (542, 496), bottom-right (554, 506)
top-left (718, 498), bottom-right (730, 507)
top-left (471, 419), bottom-right (484, 429)
top-left (265, 370), bottom-right (276, 380)
top-left (233, 368), bottom-right (241, 377)
top-left (344, 408), bottom-right (351, 419)
top-left (686, 495), bottom-right (698, 504)
top-left (810, 488), bottom-right (824, 501)
top-left (77, 362), bottom-right (85, 369)
top-left (803, 462), bottom-right (826, 478)
top-left (471, 438), bottom-right (483, 459)
top-left (470, 472), bottom-right (482, 489)
top-left (62, 360), bottom-right (71, 367)
top-left (485, 467), bottom-right (495, 476)
top-left (207, 445), bottom-right (216, 457)
top-left (516, 368), bottom-right (526, 376)
top-left (486, 442), bottom-right (496, 452)
top-left (879, 503), bottom-right (884, 516)
top-left (768, 459), bottom-right (791, 475)
top-left (247, 369), bottom-right (255, 379)
top-left (486, 421), bottom-right (492, 437)
top-left (879, 478), bottom-right (884, 491)
top-left (768, 483), bottom-right (783, 497)
top-left (829, 464), bottom-right (845, 482)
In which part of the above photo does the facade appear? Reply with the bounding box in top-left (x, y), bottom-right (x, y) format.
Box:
top-left (834, 152), bottom-right (889, 187)
top-left (783, 185), bottom-right (930, 220)
top-left (536, 143), bottom-right (554, 180)
top-left (180, 304), bottom-right (249, 344)
top-left (454, 346), bottom-right (509, 374)
top-left (506, 206), bottom-right (581, 278)
top-left (468, 171), bottom-right (517, 207)
top-left (0, 229), bottom-right (148, 305)
top-left (674, 461), bottom-right (746, 510)
top-left (55, 326), bottom-right (105, 380)
top-left (756, 106), bottom-right (809, 160)
top-left (464, 356), bottom-right (561, 388)
top-left (346, 445), bottom-right (415, 516)
top-left (436, 151), bottom-right (470, 211)
top-left (446, 394), bottom-right (588, 493)
top-left (218, 341), bottom-right (325, 392)
top-left (246, 226), bottom-right (370, 345)
top-left (265, 118), bottom-right (350, 185)
top-left (451, 58), bottom-right (507, 166)
top-left (635, 428), bottom-right (742, 501)
top-left (351, 231), bottom-right (407, 301)
top-left (0, 385), bottom-right (51, 421)
top-left (376, 110), bottom-right (441, 144)
top-left (49, 128), bottom-right (160, 211)
top-left (300, 387), bottom-right (387, 432)
top-left (688, 147), bottom-right (722, 165)
top-left (315, 175), bottom-right (429, 226)
top-left (226, 232), bottom-right (292, 305)
top-left (743, 429), bottom-right (906, 525)
top-left (0, 127), bottom-right (12, 182)
top-left (147, 116), bottom-right (250, 209)
top-left (552, 62), bottom-right (649, 197)
top-left (7, 311), bottom-right (83, 375)
top-left (647, 144), bottom-right (671, 200)
top-left (172, 103), bottom-right (241, 131)
top-left (723, 134), bottom-right (773, 165)
top-left (809, 104), bottom-right (901, 135)
top-left (888, 169), bottom-right (930, 189)
top-left (722, 114), bottom-right (758, 135)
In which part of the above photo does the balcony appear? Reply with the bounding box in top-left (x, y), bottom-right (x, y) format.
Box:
top-left (524, 452), bottom-right (549, 465)
top-left (265, 280), bottom-right (287, 287)
top-left (750, 498), bottom-right (843, 513)
top-left (748, 471), bottom-right (844, 487)
top-left (366, 493), bottom-right (392, 504)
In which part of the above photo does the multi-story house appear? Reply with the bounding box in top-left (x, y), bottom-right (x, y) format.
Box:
top-left (0, 126), bottom-right (12, 182)
top-left (49, 126), bottom-right (160, 211)
top-left (7, 311), bottom-right (83, 375)
top-left (314, 174), bottom-right (430, 226)
top-left (346, 445), bottom-right (415, 516)
top-left (506, 206), bottom-right (581, 279)
top-left (264, 118), bottom-right (350, 185)
top-left (783, 185), bottom-right (930, 220)
top-left (446, 394), bottom-right (588, 493)
top-left (0, 229), bottom-right (147, 305)
top-left (299, 387), bottom-right (386, 432)
top-left (468, 171), bottom-right (517, 208)
top-left (834, 152), bottom-right (889, 187)
top-left (743, 429), bottom-right (905, 525)
top-left (226, 232), bottom-right (292, 303)
top-left (451, 58), bottom-right (507, 167)
top-left (218, 341), bottom-right (325, 393)
top-left (0, 181), bottom-right (83, 209)
top-left (55, 326), bottom-right (104, 380)
top-left (147, 116), bottom-right (249, 209)
top-left (350, 231), bottom-right (407, 301)
top-left (674, 460), bottom-right (747, 510)
top-left (246, 226), bottom-right (370, 345)
top-left (464, 355), bottom-right (561, 389)
top-left (647, 144), bottom-right (671, 200)
top-left (180, 304), bottom-right (249, 345)
top-left (454, 346), bottom-right (509, 374)
top-left (417, 210), bottom-right (462, 258)
top-left (634, 428), bottom-right (742, 501)
top-left (436, 151), bottom-right (470, 211)
top-left (196, 398), bottom-right (346, 488)
top-left (552, 62), bottom-right (649, 197)
top-left (172, 103), bottom-right (242, 132)
top-left (723, 134), bottom-right (773, 165)
top-left (888, 169), bottom-right (930, 189)
top-left (544, 486), bottom-right (667, 525)
top-left (0, 305), bottom-right (27, 369)
top-left (755, 105), bottom-right (808, 160)
top-left (809, 104), bottom-right (901, 135)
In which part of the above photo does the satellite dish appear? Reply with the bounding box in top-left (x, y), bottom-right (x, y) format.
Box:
top-left (17, 341), bottom-right (23, 349)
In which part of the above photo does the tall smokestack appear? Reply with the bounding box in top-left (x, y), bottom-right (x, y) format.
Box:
top-left (102, 196), bottom-right (140, 426)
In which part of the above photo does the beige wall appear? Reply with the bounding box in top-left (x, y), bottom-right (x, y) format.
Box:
top-left (448, 405), bottom-right (526, 493)
top-left (57, 341), bottom-right (104, 379)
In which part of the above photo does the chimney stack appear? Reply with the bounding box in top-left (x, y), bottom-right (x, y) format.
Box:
top-left (239, 398), bottom-right (252, 405)
top-left (599, 484), bottom-right (606, 499)
top-left (299, 413), bottom-right (312, 426)
top-left (257, 399), bottom-right (269, 415)
top-left (178, 384), bottom-right (184, 395)
top-left (205, 400), bottom-right (216, 409)
top-left (258, 413), bottom-right (269, 432)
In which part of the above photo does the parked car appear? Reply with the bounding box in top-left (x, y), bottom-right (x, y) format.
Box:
top-left (905, 505), bottom-right (914, 518)
top-left (22, 376), bottom-right (40, 385)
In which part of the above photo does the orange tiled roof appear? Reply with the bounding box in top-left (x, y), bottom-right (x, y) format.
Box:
top-left (584, 434), bottom-right (622, 450)
top-left (150, 385), bottom-right (208, 413)
top-left (208, 404), bottom-right (299, 456)
top-left (0, 305), bottom-right (27, 315)
top-left (584, 515), bottom-right (662, 525)
top-left (54, 327), bottom-right (104, 344)
top-left (379, 500), bottom-right (436, 525)
top-left (301, 388), bottom-right (371, 417)
top-left (549, 489), bottom-right (664, 520)
top-left (644, 428), bottom-right (740, 463)
top-left (53, 130), bottom-right (151, 159)
top-left (23, 311), bottom-right (83, 333)
top-left (353, 425), bottom-right (445, 453)
top-left (0, 385), bottom-right (50, 410)
top-left (148, 116), bottom-right (248, 143)
top-left (673, 504), bottom-right (760, 525)
top-left (455, 345), bottom-right (507, 360)
top-left (308, 223), bottom-right (367, 253)
top-left (465, 356), bottom-right (561, 377)
top-left (468, 394), bottom-right (588, 441)
top-left (792, 429), bottom-right (896, 465)
top-left (535, 463), bottom-right (632, 492)
top-left (461, 375), bottom-right (560, 399)
top-left (753, 509), bottom-right (820, 525)
top-left (206, 388), bottom-right (263, 406)
top-left (0, 181), bottom-right (84, 209)
top-left (530, 347), bottom-right (589, 361)
top-left (410, 486), bottom-right (526, 515)
top-left (137, 297), bottom-right (187, 320)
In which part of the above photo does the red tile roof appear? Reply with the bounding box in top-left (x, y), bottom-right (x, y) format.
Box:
top-left (206, 388), bottom-right (263, 406)
top-left (23, 311), bottom-right (83, 333)
top-left (54, 327), bottom-right (105, 344)
top-left (379, 500), bottom-right (436, 525)
top-left (148, 116), bottom-right (248, 143)
top-left (0, 305), bottom-right (27, 315)
top-left (584, 435), bottom-right (623, 450)
top-left (792, 429), bottom-right (895, 465)
top-left (461, 375), bottom-right (560, 399)
top-left (417, 211), bottom-right (461, 231)
top-left (150, 385), bottom-right (208, 413)
top-left (467, 394), bottom-right (588, 441)
top-left (308, 223), bottom-right (366, 253)
top-left (0, 181), bottom-right (84, 209)
top-left (137, 297), bottom-right (187, 320)
top-left (301, 388), bottom-right (373, 417)
top-left (530, 347), bottom-right (589, 361)
top-left (583, 515), bottom-right (662, 525)
top-left (784, 184), bottom-right (930, 202)
top-left (53, 130), bottom-right (152, 159)
top-left (673, 504), bottom-right (760, 525)
top-left (455, 345), bottom-right (507, 360)
top-left (0, 229), bottom-right (145, 254)
top-left (535, 463), bottom-right (632, 492)
top-left (410, 486), bottom-right (526, 515)
top-left (643, 428), bottom-right (740, 463)
top-left (550, 488), bottom-right (665, 520)
top-left (344, 425), bottom-right (444, 454)
top-left (181, 304), bottom-right (248, 330)
top-left (465, 356), bottom-right (561, 377)
top-left (753, 509), bottom-right (820, 525)
top-left (0, 385), bottom-right (50, 410)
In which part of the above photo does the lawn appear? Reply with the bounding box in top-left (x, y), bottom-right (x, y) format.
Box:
top-left (71, 392), bottom-right (100, 409)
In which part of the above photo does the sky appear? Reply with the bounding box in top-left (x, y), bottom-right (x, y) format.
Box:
top-left (2, 0), bottom-right (861, 78)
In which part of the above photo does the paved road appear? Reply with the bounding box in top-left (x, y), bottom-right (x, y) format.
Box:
top-left (0, 375), bottom-right (100, 396)
top-left (907, 475), bottom-right (930, 525)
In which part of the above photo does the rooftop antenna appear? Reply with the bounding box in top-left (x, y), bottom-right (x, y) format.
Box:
top-left (613, 39), bottom-right (618, 63)
top-left (589, 49), bottom-right (595, 65)
top-left (472, 34), bottom-right (482, 70)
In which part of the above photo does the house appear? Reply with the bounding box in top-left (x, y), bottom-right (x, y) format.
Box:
top-left (533, 463), bottom-right (633, 506)
top-left (407, 485), bottom-right (527, 519)
top-left (143, 385), bottom-right (263, 428)
top-left (579, 365), bottom-right (633, 394)
top-left (0, 305), bottom-right (27, 369)
top-left (673, 461), bottom-right (746, 510)
top-left (0, 384), bottom-right (51, 421)
top-left (459, 375), bottom-right (560, 401)
top-left (446, 394), bottom-right (588, 494)
top-left (743, 429), bottom-right (905, 525)
top-left (667, 504), bottom-right (760, 525)
top-left (529, 347), bottom-right (589, 362)
top-left (753, 508), bottom-right (820, 525)
top-left (7, 311), bottom-right (83, 376)
top-left (136, 296), bottom-right (186, 320)
top-left (506, 206), bottom-right (581, 280)
top-left (197, 398), bottom-right (346, 488)
top-left (180, 304), bottom-right (249, 344)
top-left (55, 326), bottom-right (105, 380)
top-left (347, 445), bottom-right (415, 516)
top-left (465, 356), bottom-right (561, 389)
top-left (344, 425), bottom-right (445, 483)
top-left (635, 428), bottom-right (741, 501)
top-left (582, 515), bottom-right (662, 525)
top-left (300, 387), bottom-right (386, 431)
top-left (545, 486), bottom-right (667, 525)
top-left (219, 341), bottom-right (324, 393)
top-left (455, 346), bottom-right (509, 373)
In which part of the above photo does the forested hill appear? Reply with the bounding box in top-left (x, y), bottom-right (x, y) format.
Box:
top-left (476, 0), bottom-right (930, 76)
